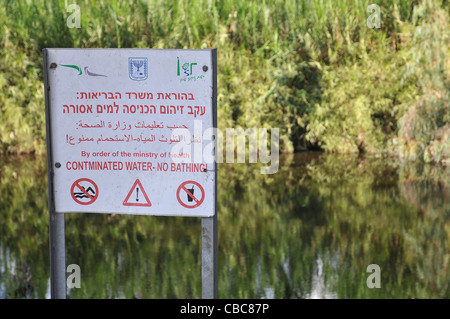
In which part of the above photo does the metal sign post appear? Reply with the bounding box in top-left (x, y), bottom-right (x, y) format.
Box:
top-left (202, 58), bottom-right (218, 298)
top-left (202, 215), bottom-right (218, 299)
top-left (48, 212), bottom-right (66, 298)
top-left (44, 48), bottom-right (217, 299)
top-left (44, 49), bottom-right (66, 299)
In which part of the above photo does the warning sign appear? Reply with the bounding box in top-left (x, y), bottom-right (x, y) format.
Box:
top-left (70, 178), bottom-right (98, 205)
top-left (176, 181), bottom-right (205, 209)
top-left (123, 179), bottom-right (152, 207)
top-left (44, 48), bottom-right (216, 217)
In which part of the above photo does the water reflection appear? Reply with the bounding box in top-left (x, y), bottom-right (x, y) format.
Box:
top-left (0, 153), bottom-right (448, 298)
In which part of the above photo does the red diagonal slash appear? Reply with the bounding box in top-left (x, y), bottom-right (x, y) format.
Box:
top-left (181, 185), bottom-right (200, 204)
top-left (75, 182), bottom-right (95, 200)
top-left (71, 178), bottom-right (99, 206)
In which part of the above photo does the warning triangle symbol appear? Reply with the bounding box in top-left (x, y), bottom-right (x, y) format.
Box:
top-left (123, 179), bottom-right (152, 207)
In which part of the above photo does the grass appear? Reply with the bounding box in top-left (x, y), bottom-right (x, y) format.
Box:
top-left (0, 0), bottom-right (448, 162)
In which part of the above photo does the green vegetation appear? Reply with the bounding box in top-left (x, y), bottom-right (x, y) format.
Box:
top-left (0, 0), bottom-right (449, 163)
top-left (1, 1), bottom-right (447, 298)
top-left (1, 154), bottom-right (448, 298)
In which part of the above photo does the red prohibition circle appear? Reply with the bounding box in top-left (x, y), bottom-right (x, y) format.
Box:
top-left (176, 181), bottom-right (205, 209)
top-left (70, 178), bottom-right (99, 205)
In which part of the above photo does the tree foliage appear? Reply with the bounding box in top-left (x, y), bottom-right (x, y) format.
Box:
top-left (0, 0), bottom-right (448, 163)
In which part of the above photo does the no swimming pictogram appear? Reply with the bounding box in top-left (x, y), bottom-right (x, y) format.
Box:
top-left (176, 181), bottom-right (205, 209)
top-left (71, 178), bottom-right (99, 205)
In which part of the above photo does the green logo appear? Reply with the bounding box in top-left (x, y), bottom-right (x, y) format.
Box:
top-left (61, 64), bottom-right (82, 75)
top-left (177, 57), bottom-right (197, 77)
top-left (60, 64), bottom-right (107, 77)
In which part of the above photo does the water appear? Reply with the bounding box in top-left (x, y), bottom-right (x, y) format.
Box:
top-left (0, 153), bottom-right (448, 298)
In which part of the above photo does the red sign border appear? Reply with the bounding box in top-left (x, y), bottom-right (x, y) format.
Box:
top-left (70, 178), bottom-right (99, 205)
top-left (176, 180), bottom-right (205, 209)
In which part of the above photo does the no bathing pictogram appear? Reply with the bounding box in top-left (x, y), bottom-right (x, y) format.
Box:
top-left (123, 179), bottom-right (152, 207)
top-left (71, 178), bottom-right (99, 205)
top-left (176, 181), bottom-right (205, 209)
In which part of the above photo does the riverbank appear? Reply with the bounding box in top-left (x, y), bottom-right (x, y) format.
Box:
top-left (0, 0), bottom-right (448, 163)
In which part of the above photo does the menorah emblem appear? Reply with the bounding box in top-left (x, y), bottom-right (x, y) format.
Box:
top-left (133, 60), bottom-right (144, 72)
top-left (128, 57), bottom-right (148, 81)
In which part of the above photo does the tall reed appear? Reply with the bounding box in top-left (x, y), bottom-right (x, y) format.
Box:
top-left (0, 0), bottom-right (447, 160)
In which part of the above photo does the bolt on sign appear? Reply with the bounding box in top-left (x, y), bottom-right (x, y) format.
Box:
top-left (44, 49), bottom-right (217, 217)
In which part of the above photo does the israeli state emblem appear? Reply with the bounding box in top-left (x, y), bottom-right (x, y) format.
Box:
top-left (128, 57), bottom-right (148, 81)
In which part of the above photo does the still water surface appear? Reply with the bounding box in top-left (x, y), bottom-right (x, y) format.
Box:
top-left (0, 153), bottom-right (448, 298)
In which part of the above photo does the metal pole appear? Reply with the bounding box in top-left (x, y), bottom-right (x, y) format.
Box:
top-left (49, 212), bottom-right (66, 299)
top-left (43, 48), bottom-right (66, 299)
top-left (201, 48), bottom-right (218, 299)
top-left (201, 215), bottom-right (218, 299)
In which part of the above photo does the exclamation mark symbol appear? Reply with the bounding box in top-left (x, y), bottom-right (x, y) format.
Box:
top-left (136, 187), bottom-right (139, 202)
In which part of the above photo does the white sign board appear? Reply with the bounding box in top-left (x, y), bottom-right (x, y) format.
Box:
top-left (44, 49), bottom-right (216, 217)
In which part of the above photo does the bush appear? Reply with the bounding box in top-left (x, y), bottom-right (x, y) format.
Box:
top-left (0, 0), bottom-right (448, 160)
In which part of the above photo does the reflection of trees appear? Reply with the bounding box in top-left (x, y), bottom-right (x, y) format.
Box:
top-left (397, 163), bottom-right (449, 298)
top-left (3, 259), bottom-right (33, 298)
top-left (305, 155), bottom-right (449, 298)
top-left (0, 154), bottom-right (448, 298)
top-left (0, 155), bottom-right (49, 298)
